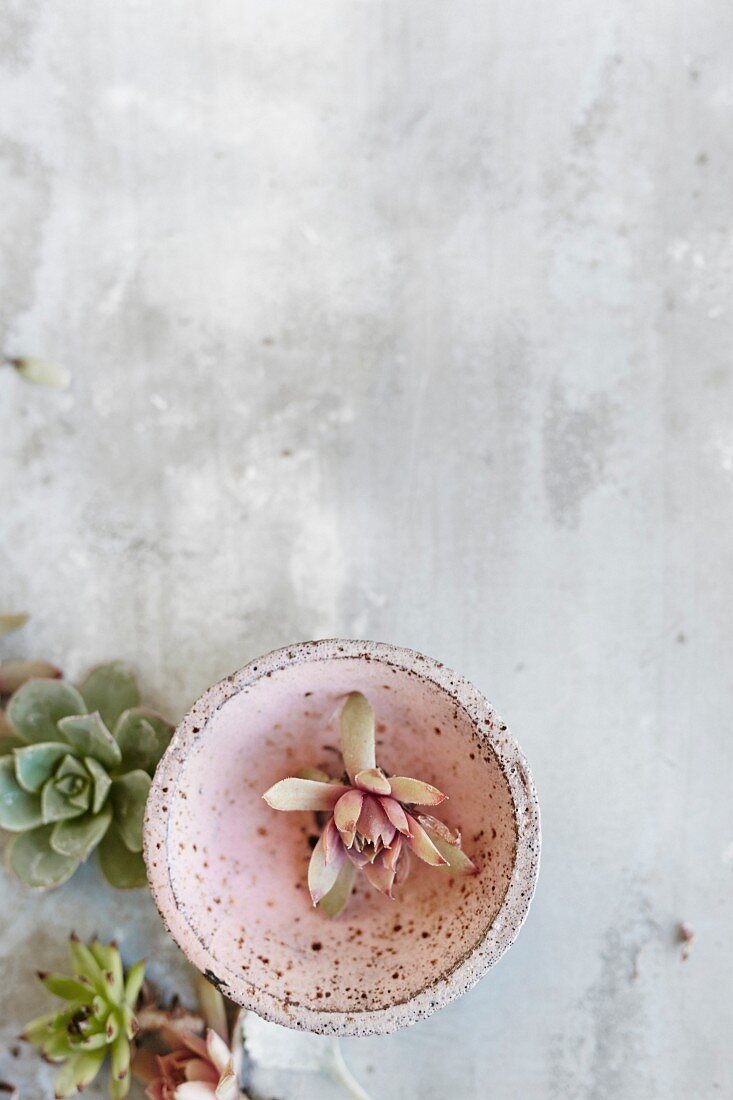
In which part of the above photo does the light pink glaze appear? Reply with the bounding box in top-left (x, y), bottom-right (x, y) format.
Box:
top-left (144, 640), bottom-right (540, 1035)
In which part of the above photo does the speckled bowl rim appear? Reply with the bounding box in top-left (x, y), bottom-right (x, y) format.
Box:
top-left (144, 638), bottom-right (541, 1036)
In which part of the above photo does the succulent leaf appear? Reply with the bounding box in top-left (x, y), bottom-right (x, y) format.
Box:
top-left (0, 757), bottom-right (43, 830)
top-left (14, 742), bottom-right (69, 793)
top-left (354, 767), bottom-right (391, 795)
top-left (97, 825), bottom-right (148, 888)
top-left (0, 660), bottom-right (61, 695)
top-left (195, 973), bottom-right (228, 1042)
top-left (334, 788), bottom-right (363, 845)
top-left (57, 713), bottom-right (122, 770)
top-left (420, 823), bottom-right (479, 875)
top-left (23, 938), bottom-right (143, 1100)
top-left (84, 756), bottom-right (112, 813)
top-left (110, 770), bottom-right (150, 852)
top-left (6, 680), bottom-right (86, 745)
top-left (308, 829), bottom-right (346, 905)
top-left (41, 777), bottom-right (89, 824)
top-left (378, 795), bottom-right (410, 835)
top-left (262, 777), bottom-right (349, 811)
top-left (9, 825), bottom-right (79, 887)
top-left (51, 806), bottom-right (113, 860)
top-left (405, 815), bottom-right (449, 867)
top-left (319, 859), bottom-right (357, 918)
top-left (78, 664), bottom-right (140, 731)
top-left (113, 708), bottom-right (172, 774)
top-left (339, 691), bottom-right (376, 782)
top-left (386, 777), bottom-right (446, 806)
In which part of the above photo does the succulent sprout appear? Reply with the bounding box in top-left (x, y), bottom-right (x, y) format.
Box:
top-left (4, 355), bottom-right (71, 389)
top-left (21, 935), bottom-right (145, 1099)
top-left (0, 613), bottom-right (29, 637)
top-left (0, 662), bottom-right (172, 888)
top-left (133, 975), bottom-right (246, 1099)
top-left (263, 692), bottom-right (478, 916)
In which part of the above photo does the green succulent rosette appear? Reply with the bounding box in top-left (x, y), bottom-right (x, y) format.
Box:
top-left (0, 662), bottom-right (172, 888)
top-left (23, 935), bottom-right (144, 1099)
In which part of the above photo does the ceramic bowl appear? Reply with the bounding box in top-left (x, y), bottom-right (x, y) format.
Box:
top-left (144, 639), bottom-right (540, 1035)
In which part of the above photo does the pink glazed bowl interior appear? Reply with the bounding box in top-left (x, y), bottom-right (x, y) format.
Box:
top-left (144, 640), bottom-right (540, 1036)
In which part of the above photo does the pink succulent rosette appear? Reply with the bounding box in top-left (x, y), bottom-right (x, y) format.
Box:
top-left (144, 1028), bottom-right (237, 1100)
top-left (264, 692), bottom-right (477, 916)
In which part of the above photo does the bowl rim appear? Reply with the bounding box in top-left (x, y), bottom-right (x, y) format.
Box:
top-left (144, 638), bottom-right (541, 1036)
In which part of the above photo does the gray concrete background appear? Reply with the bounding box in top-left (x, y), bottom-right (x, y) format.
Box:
top-left (1, 2), bottom-right (732, 1097)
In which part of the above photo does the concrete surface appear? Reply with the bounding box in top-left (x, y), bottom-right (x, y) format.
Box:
top-left (1, 2), bottom-right (732, 1098)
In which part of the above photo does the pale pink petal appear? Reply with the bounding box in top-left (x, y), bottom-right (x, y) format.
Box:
top-left (308, 829), bottom-right (346, 904)
top-left (356, 795), bottom-right (395, 847)
top-left (388, 777), bottom-right (446, 806)
top-left (379, 796), bottom-right (410, 835)
top-left (354, 768), bottom-right (391, 795)
top-left (205, 1030), bottom-right (231, 1076)
top-left (175, 1083), bottom-right (217, 1099)
top-left (340, 692), bottom-right (376, 782)
top-left (334, 789), bottom-right (363, 845)
top-left (405, 814), bottom-right (449, 866)
top-left (184, 1060), bottom-right (219, 1084)
top-left (263, 778), bottom-right (349, 811)
top-left (362, 858), bottom-right (397, 898)
top-left (421, 825), bottom-right (479, 875)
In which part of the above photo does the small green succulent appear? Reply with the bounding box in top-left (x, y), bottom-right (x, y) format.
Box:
top-left (22, 935), bottom-right (144, 1099)
top-left (0, 662), bottom-right (172, 888)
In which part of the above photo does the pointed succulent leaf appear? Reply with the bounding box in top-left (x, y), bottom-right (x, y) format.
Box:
top-left (113, 708), bottom-right (171, 774)
top-left (110, 769), bottom-right (150, 852)
top-left (263, 777), bottom-right (349, 812)
top-left (14, 742), bottom-right (68, 793)
top-left (334, 788), bottom-right (363, 845)
top-left (295, 766), bottom-right (332, 782)
top-left (0, 612), bottom-right (29, 636)
top-left (362, 858), bottom-right (397, 899)
top-left (51, 806), bottom-right (112, 861)
top-left (0, 756), bottom-right (43, 830)
top-left (319, 858), bottom-right (357, 918)
top-left (124, 959), bottom-right (146, 1009)
top-left (67, 935), bottom-right (108, 995)
top-left (308, 829), bottom-right (346, 905)
top-left (0, 660), bottom-right (61, 695)
top-left (41, 973), bottom-right (95, 1001)
top-left (53, 1048), bottom-right (106, 1098)
top-left (21, 1012), bottom-right (56, 1044)
top-left (354, 767), bottom-right (391, 795)
top-left (339, 692), bottom-right (376, 782)
top-left (379, 795), bottom-right (411, 835)
top-left (387, 776), bottom-right (446, 806)
top-left (6, 679), bottom-right (86, 744)
top-left (356, 795), bottom-right (395, 847)
top-left (41, 777), bottom-right (88, 823)
top-left (109, 1033), bottom-right (131, 1094)
top-left (405, 814), bottom-right (449, 866)
top-left (420, 823), bottom-right (479, 875)
top-left (57, 712), bottom-right (121, 769)
top-left (9, 824), bottom-right (79, 887)
top-left (78, 663), bottom-right (139, 731)
top-left (89, 940), bottom-right (124, 1002)
top-left (84, 755), bottom-right (112, 813)
top-left (97, 825), bottom-right (148, 888)
top-left (322, 817), bottom-right (345, 865)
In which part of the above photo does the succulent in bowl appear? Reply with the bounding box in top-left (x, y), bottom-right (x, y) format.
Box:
top-left (0, 663), bottom-right (172, 888)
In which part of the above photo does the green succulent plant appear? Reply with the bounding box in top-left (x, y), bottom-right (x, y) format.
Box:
top-left (0, 662), bottom-right (172, 888)
top-left (22, 935), bottom-right (144, 1099)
